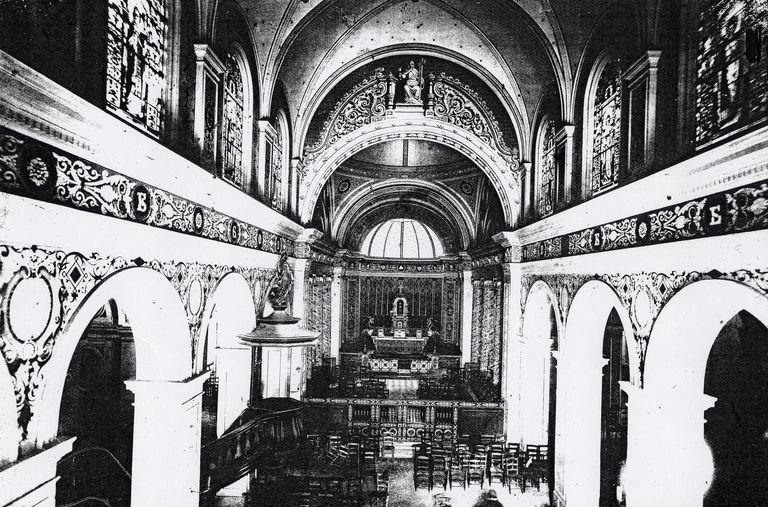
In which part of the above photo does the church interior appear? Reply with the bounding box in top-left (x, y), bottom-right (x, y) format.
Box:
top-left (0, 0), bottom-right (767, 506)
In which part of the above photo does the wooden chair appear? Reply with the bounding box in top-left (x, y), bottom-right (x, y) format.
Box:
top-left (505, 451), bottom-right (524, 493)
top-left (449, 462), bottom-right (466, 489)
top-left (467, 455), bottom-right (486, 488)
top-left (414, 455), bottom-right (431, 490)
top-left (380, 434), bottom-right (395, 459)
top-left (432, 455), bottom-right (449, 490)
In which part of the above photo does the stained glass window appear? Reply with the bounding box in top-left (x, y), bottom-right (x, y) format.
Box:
top-left (266, 120), bottom-right (283, 209)
top-left (106, 0), bottom-right (167, 136)
top-left (696, 1), bottom-right (768, 145)
top-left (221, 54), bottom-right (244, 188)
top-left (591, 59), bottom-right (623, 194)
top-left (539, 120), bottom-right (557, 217)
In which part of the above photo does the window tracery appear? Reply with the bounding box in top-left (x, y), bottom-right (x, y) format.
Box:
top-left (221, 53), bottom-right (244, 188)
top-left (591, 59), bottom-right (623, 194)
top-left (106, 0), bottom-right (167, 136)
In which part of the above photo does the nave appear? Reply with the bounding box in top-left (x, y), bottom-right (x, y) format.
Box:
top-left (1, 0), bottom-right (768, 506)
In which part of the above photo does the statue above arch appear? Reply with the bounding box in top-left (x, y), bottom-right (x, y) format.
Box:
top-left (397, 59), bottom-right (424, 105)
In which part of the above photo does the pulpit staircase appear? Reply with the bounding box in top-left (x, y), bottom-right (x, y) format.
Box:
top-left (199, 397), bottom-right (304, 505)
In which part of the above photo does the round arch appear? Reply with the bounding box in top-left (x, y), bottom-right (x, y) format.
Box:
top-left (626, 280), bottom-right (768, 506)
top-left (31, 267), bottom-right (191, 446)
top-left (290, 43), bottom-right (530, 157)
top-left (299, 120), bottom-right (521, 227)
top-left (195, 272), bottom-right (257, 373)
top-left (333, 180), bottom-right (476, 249)
top-left (196, 272), bottom-right (256, 437)
top-left (555, 280), bottom-right (637, 507)
top-left (519, 280), bottom-right (563, 446)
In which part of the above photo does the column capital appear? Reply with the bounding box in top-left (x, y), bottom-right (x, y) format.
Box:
top-left (193, 43), bottom-right (224, 73)
top-left (125, 370), bottom-right (210, 405)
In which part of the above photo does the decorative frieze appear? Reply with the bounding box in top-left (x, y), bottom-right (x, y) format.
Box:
top-left (0, 243), bottom-right (273, 437)
top-left (0, 127), bottom-right (295, 256)
top-left (521, 178), bottom-right (768, 261)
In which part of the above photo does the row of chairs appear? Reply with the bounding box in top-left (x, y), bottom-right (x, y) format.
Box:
top-left (412, 436), bottom-right (550, 493)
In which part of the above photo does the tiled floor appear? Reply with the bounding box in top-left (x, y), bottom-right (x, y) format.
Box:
top-left (380, 459), bottom-right (550, 507)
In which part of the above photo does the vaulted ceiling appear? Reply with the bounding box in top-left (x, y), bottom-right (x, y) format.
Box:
top-left (218, 0), bottom-right (649, 149)
top-left (311, 140), bottom-right (505, 253)
top-left (208, 0), bottom-right (654, 251)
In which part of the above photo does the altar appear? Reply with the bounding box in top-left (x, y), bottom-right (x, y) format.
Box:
top-left (373, 336), bottom-right (426, 355)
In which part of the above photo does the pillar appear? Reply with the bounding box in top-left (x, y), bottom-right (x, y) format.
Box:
top-left (493, 232), bottom-right (525, 443)
top-left (215, 346), bottom-right (252, 436)
top-left (520, 337), bottom-right (554, 446)
top-left (125, 371), bottom-right (209, 507)
top-left (561, 125), bottom-right (576, 206)
top-left (622, 382), bottom-right (715, 507)
top-left (255, 120), bottom-right (276, 197)
top-left (193, 44), bottom-right (224, 167)
top-left (0, 438), bottom-right (75, 507)
top-left (555, 353), bottom-right (607, 507)
top-left (461, 266), bottom-right (473, 365)
top-left (330, 265), bottom-right (343, 360)
top-left (290, 257), bottom-right (311, 400)
top-left (521, 161), bottom-right (533, 222)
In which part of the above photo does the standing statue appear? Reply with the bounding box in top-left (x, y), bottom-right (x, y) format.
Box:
top-left (400, 60), bottom-right (423, 104)
top-left (259, 252), bottom-right (293, 317)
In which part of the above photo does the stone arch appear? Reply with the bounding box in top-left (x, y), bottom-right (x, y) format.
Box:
top-left (299, 120), bottom-right (521, 227)
top-left (333, 179), bottom-right (476, 250)
top-left (291, 43), bottom-right (530, 157)
top-left (32, 267), bottom-right (192, 446)
top-left (197, 272), bottom-right (256, 436)
top-left (520, 280), bottom-right (563, 445)
top-left (628, 280), bottom-right (768, 505)
top-left (554, 280), bottom-right (637, 506)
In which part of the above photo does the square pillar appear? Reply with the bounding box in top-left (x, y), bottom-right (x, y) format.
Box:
top-left (0, 438), bottom-right (75, 507)
top-left (215, 346), bottom-right (252, 437)
top-left (193, 44), bottom-right (224, 169)
top-left (460, 267), bottom-right (474, 365)
top-left (493, 232), bottom-right (524, 443)
top-left (330, 266), bottom-right (344, 360)
top-left (125, 371), bottom-right (209, 507)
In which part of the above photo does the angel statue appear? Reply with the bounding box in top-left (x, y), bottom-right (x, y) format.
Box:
top-left (259, 252), bottom-right (293, 316)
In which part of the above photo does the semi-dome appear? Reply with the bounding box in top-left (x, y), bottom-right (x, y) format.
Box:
top-left (359, 219), bottom-right (444, 259)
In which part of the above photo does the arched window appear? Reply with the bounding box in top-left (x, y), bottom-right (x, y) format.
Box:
top-left (265, 111), bottom-right (289, 210)
top-left (106, 0), bottom-right (168, 136)
top-left (537, 119), bottom-right (557, 217)
top-left (221, 54), bottom-right (244, 187)
top-left (585, 56), bottom-right (624, 196)
top-left (360, 219), bottom-right (445, 259)
top-left (219, 45), bottom-right (254, 190)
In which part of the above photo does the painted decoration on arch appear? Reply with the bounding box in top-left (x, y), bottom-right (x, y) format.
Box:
top-left (0, 243), bottom-right (274, 439)
top-left (106, 0), bottom-right (168, 135)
